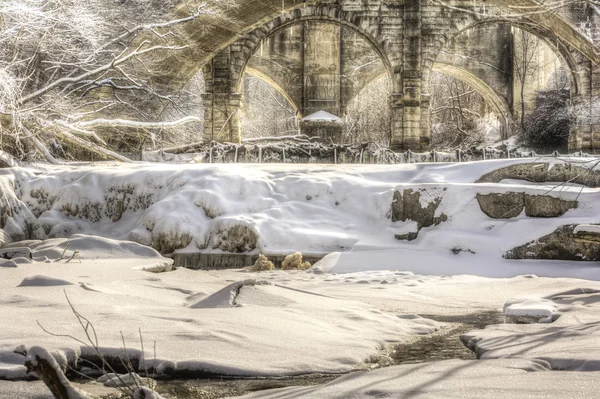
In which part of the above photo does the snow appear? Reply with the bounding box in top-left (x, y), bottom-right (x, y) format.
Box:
top-left (301, 110), bottom-right (342, 123)
top-left (462, 289), bottom-right (600, 371)
top-left (0, 235), bottom-right (439, 380)
top-left (574, 224), bottom-right (600, 235)
top-left (2, 159), bottom-right (600, 396)
top-left (235, 358), bottom-right (600, 399)
top-left (503, 297), bottom-right (559, 322)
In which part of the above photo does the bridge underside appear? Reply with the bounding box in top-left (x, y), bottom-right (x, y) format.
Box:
top-left (193, 0), bottom-right (600, 152)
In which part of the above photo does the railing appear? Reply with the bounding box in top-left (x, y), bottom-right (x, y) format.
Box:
top-left (142, 140), bottom-right (597, 165)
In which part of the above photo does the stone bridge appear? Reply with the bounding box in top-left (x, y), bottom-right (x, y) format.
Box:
top-left (170, 0), bottom-right (600, 152)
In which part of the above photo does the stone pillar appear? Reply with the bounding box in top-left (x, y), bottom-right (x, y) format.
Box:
top-left (202, 93), bottom-right (242, 143)
top-left (202, 49), bottom-right (243, 143)
top-left (303, 21), bottom-right (342, 117)
top-left (389, 93), bottom-right (404, 149)
top-left (390, 0), bottom-right (430, 152)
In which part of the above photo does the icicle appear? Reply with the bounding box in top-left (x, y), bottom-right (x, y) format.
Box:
top-left (360, 148), bottom-right (364, 164)
top-left (209, 147), bottom-right (213, 163)
top-left (282, 148), bottom-right (286, 162)
top-left (334, 147), bottom-right (337, 164)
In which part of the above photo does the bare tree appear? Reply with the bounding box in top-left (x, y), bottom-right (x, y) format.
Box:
top-left (0, 0), bottom-right (226, 163)
top-left (429, 72), bottom-right (491, 150)
top-left (343, 76), bottom-right (391, 146)
top-left (513, 27), bottom-right (541, 129)
top-left (241, 74), bottom-right (299, 139)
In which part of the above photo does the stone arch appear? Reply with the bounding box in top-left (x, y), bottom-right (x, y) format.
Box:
top-left (443, 18), bottom-right (585, 97)
top-left (425, 14), bottom-right (594, 150)
top-left (431, 63), bottom-right (514, 139)
top-left (244, 67), bottom-right (301, 116)
top-left (229, 8), bottom-right (396, 95)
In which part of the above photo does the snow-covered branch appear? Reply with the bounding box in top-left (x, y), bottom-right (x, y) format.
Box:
top-left (69, 116), bottom-right (201, 130)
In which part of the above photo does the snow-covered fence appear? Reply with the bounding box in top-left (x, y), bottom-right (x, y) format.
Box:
top-left (142, 139), bottom-right (596, 165)
top-left (144, 140), bottom-right (406, 164)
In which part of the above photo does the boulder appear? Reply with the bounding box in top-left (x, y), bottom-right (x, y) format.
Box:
top-left (504, 224), bottom-right (600, 261)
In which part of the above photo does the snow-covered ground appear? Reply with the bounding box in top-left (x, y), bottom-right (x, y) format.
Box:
top-left (2, 158), bottom-right (600, 398)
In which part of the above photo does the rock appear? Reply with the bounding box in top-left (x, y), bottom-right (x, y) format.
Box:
top-left (391, 188), bottom-right (448, 241)
top-left (524, 195), bottom-right (577, 218)
top-left (395, 232), bottom-right (419, 241)
top-left (504, 224), bottom-right (600, 261)
top-left (574, 224), bottom-right (600, 243)
top-left (476, 162), bottom-right (600, 187)
top-left (0, 247), bottom-right (32, 260)
top-left (152, 231), bottom-right (193, 254)
top-left (477, 193), bottom-right (577, 219)
top-left (476, 192), bottom-right (524, 219)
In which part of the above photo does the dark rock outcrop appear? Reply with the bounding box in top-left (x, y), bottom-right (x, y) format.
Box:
top-left (477, 193), bottom-right (577, 219)
top-left (391, 188), bottom-right (448, 241)
top-left (504, 224), bottom-right (600, 261)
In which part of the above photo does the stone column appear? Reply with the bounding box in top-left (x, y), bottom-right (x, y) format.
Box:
top-left (390, 0), bottom-right (430, 152)
top-left (202, 49), bottom-right (243, 143)
top-left (389, 93), bottom-right (404, 150)
top-left (202, 93), bottom-right (242, 143)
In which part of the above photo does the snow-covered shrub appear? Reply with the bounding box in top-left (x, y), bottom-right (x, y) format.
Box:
top-left (281, 252), bottom-right (311, 270)
top-left (249, 254), bottom-right (275, 271)
top-left (201, 219), bottom-right (259, 253)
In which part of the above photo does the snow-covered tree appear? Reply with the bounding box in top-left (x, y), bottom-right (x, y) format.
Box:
top-left (0, 0), bottom-right (224, 163)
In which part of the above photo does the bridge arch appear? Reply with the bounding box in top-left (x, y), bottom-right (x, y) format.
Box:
top-left (431, 63), bottom-right (514, 138)
top-left (438, 18), bottom-right (585, 98)
top-left (231, 12), bottom-right (396, 95)
top-left (244, 67), bottom-right (301, 116)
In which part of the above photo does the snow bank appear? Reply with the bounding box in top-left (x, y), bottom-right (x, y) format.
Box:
top-left (236, 358), bottom-right (600, 399)
top-left (5, 158), bottom-right (598, 264)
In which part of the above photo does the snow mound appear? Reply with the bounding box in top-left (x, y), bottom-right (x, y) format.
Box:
top-left (17, 275), bottom-right (74, 287)
top-left (0, 259), bottom-right (18, 268)
top-left (308, 252), bottom-right (341, 274)
top-left (504, 297), bottom-right (560, 323)
top-left (190, 279), bottom-right (271, 308)
top-left (574, 224), bottom-right (600, 235)
top-left (301, 110), bottom-right (342, 123)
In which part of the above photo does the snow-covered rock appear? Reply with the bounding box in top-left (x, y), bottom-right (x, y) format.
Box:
top-left (503, 297), bottom-right (560, 323)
